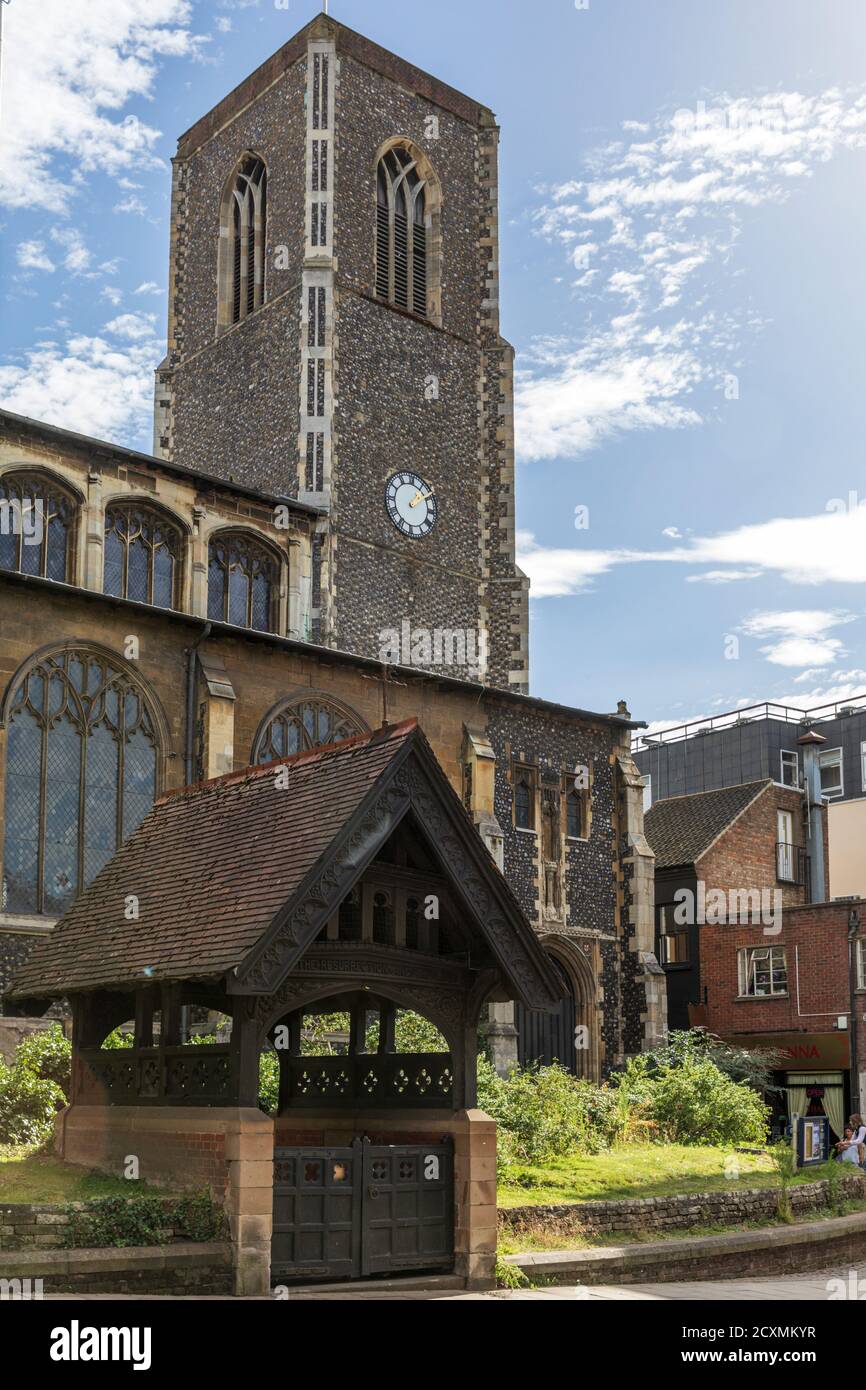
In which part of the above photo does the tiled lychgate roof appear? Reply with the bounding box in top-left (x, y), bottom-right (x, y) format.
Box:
top-left (645, 780), bottom-right (771, 871)
top-left (8, 722), bottom-right (417, 998)
top-left (8, 720), bottom-right (562, 1010)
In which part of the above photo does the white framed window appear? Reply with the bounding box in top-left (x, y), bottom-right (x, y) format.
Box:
top-left (657, 904), bottom-right (689, 966)
top-left (858, 939), bottom-right (866, 991)
top-left (642, 774), bottom-right (652, 813)
top-left (819, 747), bottom-right (844, 798)
top-left (780, 750), bottom-right (799, 788)
top-left (738, 945), bottom-right (788, 998)
top-left (861, 741), bottom-right (866, 793)
top-left (776, 809), bottom-right (795, 881)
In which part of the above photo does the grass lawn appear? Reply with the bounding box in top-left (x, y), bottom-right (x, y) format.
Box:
top-left (498, 1144), bottom-right (852, 1207)
top-left (0, 1144), bottom-right (173, 1204)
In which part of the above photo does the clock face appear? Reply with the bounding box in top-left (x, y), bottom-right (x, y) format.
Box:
top-left (384, 471), bottom-right (438, 539)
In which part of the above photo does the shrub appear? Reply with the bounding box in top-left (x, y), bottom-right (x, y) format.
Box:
top-left (477, 1056), bottom-right (620, 1166)
top-left (259, 1048), bottom-right (279, 1114)
top-left (0, 1062), bottom-right (66, 1145)
top-left (628, 1054), bottom-right (769, 1147)
top-left (171, 1189), bottom-right (224, 1242)
top-left (13, 1024), bottom-right (72, 1096)
top-left (62, 1189), bottom-right (223, 1248)
top-left (62, 1195), bottom-right (171, 1249)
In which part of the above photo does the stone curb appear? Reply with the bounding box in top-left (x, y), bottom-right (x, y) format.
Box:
top-left (0, 1241), bottom-right (232, 1279)
top-left (505, 1208), bottom-right (866, 1284)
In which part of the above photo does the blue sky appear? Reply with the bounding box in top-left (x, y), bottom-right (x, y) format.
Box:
top-left (2, 0), bottom-right (866, 730)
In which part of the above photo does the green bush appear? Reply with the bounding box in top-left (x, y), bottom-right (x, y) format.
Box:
top-left (259, 1048), bottom-right (279, 1114)
top-left (625, 1054), bottom-right (769, 1147)
top-left (477, 1056), bottom-right (620, 1166)
top-left (13, 1024), bottom-right (72, 1095)
top-left (0, 1061), bottom-right (66, 1145)
top-left (171, 1189), bottom-right (225, 1242)
top-left (62, 1188), bottom-right (223, 1248)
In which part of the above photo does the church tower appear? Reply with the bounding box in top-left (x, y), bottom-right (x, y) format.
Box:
top-left (154, 14), bottom-right (529, 691)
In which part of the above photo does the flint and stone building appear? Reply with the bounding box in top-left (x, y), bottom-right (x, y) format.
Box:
top-left (0, 16), bottom-right (663, 1290)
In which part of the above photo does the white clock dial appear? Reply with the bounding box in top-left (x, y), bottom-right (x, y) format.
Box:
top-left (384, 471), bottom-right (438, 538)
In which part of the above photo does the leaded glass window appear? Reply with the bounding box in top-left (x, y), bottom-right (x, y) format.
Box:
top-left (207, 533), bottom-right (277, 633)
top-left (253, 696), bottom-right (366, 762)
top-left (0, 472), bottom-right (74, 582)
top-left (103, 504), bottom-right (182, 609)
top-left (2, 650), bottom-right (158, 916)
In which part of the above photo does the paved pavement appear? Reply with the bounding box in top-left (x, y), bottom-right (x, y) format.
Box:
top-left (45, 1264), bottom-right (865, 1300)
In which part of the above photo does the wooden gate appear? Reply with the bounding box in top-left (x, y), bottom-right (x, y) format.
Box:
top-left (271, 1138), bottom-right (453, 1284)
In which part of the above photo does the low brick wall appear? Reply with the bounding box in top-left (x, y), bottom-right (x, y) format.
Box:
top-left (0, 1198), bottom-right (195, 1251)
top-left (499, 1174), bottom-right (866, 1241)
top-left (0, 1242), bottom-right (233, 1296)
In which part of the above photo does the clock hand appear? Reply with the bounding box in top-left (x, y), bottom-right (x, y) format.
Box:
top-left (409, 489), bottom-right (435, 509)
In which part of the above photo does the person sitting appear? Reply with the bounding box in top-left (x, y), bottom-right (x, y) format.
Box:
top-left (849, 1112), bottom-right (866, 1167)
top-left (835, 1125), bottom-right (863, 1164)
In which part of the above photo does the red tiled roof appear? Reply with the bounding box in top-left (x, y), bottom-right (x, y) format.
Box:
top-left (645, 779), bottom-right (771, 870)
top-left (9, 721), bottom-right (417, 998)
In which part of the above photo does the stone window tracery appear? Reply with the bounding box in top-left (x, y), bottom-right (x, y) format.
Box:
top-left (252, 694), bottom-right (367, 762)
top-left (103, 504), bottom-right (182, 609)
top-left (2, 649), bottom-right (159, 916)
top-left (207, 532), bottom-right (277, 633)
top-left (0, 472), bottom-right (75, 583)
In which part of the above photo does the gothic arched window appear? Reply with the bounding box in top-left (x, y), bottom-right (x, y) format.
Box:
top-left (103, 504), bottom-right (183, 609)
top-left (2, 649), bottom-right (160, 916)
top-left (207, 532), bottom-right (277, 633)
top-left (0, 472), bottom-right (75, 583)
top-left (376, 145), bottom-right (430, 317)
top-left (252, 694), bottom-right (367, 763)
top-left (218, 154), bottom-right (267, 330)
top-left (513, 766), bottom-right (536, 832)
top-left (567, 786), bottom-right (586, 839)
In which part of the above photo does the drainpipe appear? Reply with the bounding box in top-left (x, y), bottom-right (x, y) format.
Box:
top-left (184, 621), bottom-right (212, 786)
top-left (849, 906), bottom-right (861, 1114)
top-left (797, 727), bottom-right (827, 903)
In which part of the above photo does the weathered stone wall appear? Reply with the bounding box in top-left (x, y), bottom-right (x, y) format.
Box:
top-left (499, 1173), bottom-right (866, 1241)
top-left (0, 1242), bottom-right (232, 1296)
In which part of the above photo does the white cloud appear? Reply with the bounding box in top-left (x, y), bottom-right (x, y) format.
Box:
top-left (739, 609), bottom-right (857, 667)
top-left (0, 0), bottom-right (204, 213)
top-left (17, 242), bottom-right (56, 273)
top-left (133, 282), bottom-right (163, 296)
top-left (216, 18), bottom-right (233, 33)
top-left (113, 196), bottom-right (147, 216)
top-left (517, 501), bottom-right (866, 597)
top-left (100, 286), bottom-right (124, 306)
top-left (0, 325), bottom-right (161, 446)
top-left (49, 226), bottom-right (92, 275)
top-left (103, 312), bottom-right (157, 341)
top-left (524, 87), bottom-right (866, 463)
top-left (686, 568), bottom-right (762, 584)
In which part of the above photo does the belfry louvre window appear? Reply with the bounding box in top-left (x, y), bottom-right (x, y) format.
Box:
top-left (253, 696), bottom-right (367, 762)
top-left (376, 146), bottom-right (429, 317)
top-left (103, 505), bottom-right (182, 609)
top-left (2, 650), bottom-right (158, 916)
top-left (223, 155), bottom-right (267, 327)
top-left (207, 533), bottom-right (277, 633)
top-left (0, 472), bottom-right (74, 582)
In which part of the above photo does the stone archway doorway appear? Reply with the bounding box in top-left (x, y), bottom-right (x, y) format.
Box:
top-left (516, 940), bottom-right (600, 1082)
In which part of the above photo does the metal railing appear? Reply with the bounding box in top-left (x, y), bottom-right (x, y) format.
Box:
top-left (633, 691), bottom-right (866, 753)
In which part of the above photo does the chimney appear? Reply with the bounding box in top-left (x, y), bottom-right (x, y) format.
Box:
top-left (797, 727), bottom-right (828, 901)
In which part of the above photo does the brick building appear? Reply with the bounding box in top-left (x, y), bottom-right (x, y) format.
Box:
top-left (0, 15), bottom-right (665, 1086)
top-left (645, 776), bottom-right (866, 1132)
